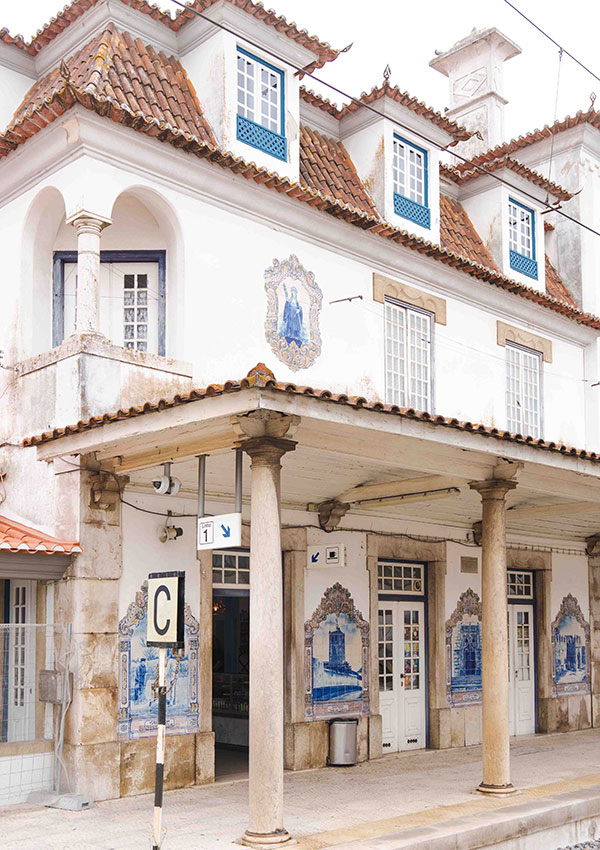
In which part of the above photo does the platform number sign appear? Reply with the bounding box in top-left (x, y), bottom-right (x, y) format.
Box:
top-left (147, 571), bottom-right (185, 649)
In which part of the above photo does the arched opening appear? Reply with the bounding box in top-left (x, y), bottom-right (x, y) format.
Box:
top-left (20, 186), bottom-right (67, 358)
top-left (52, 186), bottom-right (184, 358)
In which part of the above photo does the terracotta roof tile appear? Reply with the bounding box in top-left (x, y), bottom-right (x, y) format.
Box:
top-left (441, 158), bottom-right (572, 202)
top-left (2, 0), bottom-right (339, 69)
top-left (467, 108), bottom-right (600, 166)
top-left (299, 125), bottom-right (377, 217)
top-left (545, 255), bottom-right (577, 308)
top-left (300, 83), bottom-right (470, 143)
top-left (5, 24), bottom-right (216, 147)
top-left (22, 364), bottom-right (600, 469)
top-left (439, 196), bottom-right (499, 271)
top-left (0, 515), bottom-right (81, 553)
top-left (172, 1), bottom-right (339, 71)
top-left (0, 26), bottom-right (595, 332)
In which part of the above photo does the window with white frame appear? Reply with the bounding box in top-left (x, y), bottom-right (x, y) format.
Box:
top-left (384, 299), bottom-right (432, 410)
top-left (392, 136), bottom-right (430, 229)
top-left (508, 199), bottom-right (537, 279)
top-left (236, 48), bottom-right (286, 161)
top-left (506, 342), bottom-right (542, 437)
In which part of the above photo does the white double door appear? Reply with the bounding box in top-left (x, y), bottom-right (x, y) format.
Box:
top-left (63, 262), bottom-right (159, 353)
top-left (378, 600), bottom-right (426, 752)
top-left (508, 604), bottom-right (535, 737)
top-left (6, 580), bottom-right (37, 743)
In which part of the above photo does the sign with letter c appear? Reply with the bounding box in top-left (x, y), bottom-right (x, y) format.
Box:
top-left (147, 571), bottom-right (185, 648)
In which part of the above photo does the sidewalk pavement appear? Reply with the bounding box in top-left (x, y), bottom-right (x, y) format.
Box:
top-left (3, 729), bottom-right (600, 850)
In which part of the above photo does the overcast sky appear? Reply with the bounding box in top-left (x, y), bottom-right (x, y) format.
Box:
top-left (3, 0), bottom-right (599, 140)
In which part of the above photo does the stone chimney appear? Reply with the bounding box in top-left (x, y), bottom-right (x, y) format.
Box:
top-left (430, 27), bottom-right (521, 158)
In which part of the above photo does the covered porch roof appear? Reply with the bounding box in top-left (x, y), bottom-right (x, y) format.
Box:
top-left (25, 365), bottom-right (600, 542)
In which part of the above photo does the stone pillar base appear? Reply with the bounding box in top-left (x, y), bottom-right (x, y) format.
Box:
top-left (476, 782), bottom-right (517, 796)
top-left (240, 829), bottom-right (296, 848)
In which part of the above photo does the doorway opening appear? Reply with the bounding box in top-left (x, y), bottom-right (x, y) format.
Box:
top-left (212, 550), bottom-right (250, 781)
top-left (507, 570), bottom-right (535, 736)
top-left (378, 561), bottom-right (428, 752)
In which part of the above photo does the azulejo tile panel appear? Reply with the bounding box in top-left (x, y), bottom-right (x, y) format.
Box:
top-left (304, 582), bottom-right (369, 719)
top-left (446, 588), bottom-right (482, 706)
top-left (118, 587), bottom-right (199, 740)
top-left (552, 593), bottom-right (590, 697)
top-left (264, 254), bottom-right (323, 372)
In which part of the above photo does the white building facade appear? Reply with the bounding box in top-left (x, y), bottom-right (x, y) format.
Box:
top-left (1, 2), bottom-right (600, 844)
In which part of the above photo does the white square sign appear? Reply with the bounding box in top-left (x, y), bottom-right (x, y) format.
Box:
top-left (307, 543), bottom-right (345, 568)
top-left (147, 571), bottom-right (185, 648)
top-left (197, 513), bottom-right (242, 550)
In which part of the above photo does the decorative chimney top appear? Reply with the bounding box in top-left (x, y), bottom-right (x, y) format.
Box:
top-left (430, 27), bottom-right (521, 157)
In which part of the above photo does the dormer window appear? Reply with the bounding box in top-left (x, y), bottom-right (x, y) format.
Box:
top-left (508, 199), bottom-right (537, 279)
top-left (236, 48), bottom-right (286, 162)
top-left (392, 135), bottom-right (430, 229)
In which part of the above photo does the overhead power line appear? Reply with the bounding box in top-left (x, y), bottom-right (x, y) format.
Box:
top-left (502, 0), bottom-right (600, 86)
top-left (167, 0), bottom-right (600, 239)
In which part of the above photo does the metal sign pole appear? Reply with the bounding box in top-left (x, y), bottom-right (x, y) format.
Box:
top-left (234, 447), bottom-right (243, 514)
top-left (152, 646), bottom-right (167, 850)
top-left (147, 571), bottom-right (185, 850)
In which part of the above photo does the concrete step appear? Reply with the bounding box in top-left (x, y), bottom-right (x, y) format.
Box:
top-left (322, 787), bottom-right (600, 850)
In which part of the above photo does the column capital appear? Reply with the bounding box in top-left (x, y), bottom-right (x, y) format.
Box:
top-left (242, 436), bottom-right (296, 467)
top-left (469, 479), bottom-right (517, 500)
top-left (65, 209), bottom-right (112, 234)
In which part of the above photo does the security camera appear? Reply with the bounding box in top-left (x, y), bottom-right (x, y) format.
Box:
top-left (151, 462), bottom-right (181, 496)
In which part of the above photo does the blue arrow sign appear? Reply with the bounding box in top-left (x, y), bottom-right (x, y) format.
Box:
top-left (221, 525), bottom-right (231, 538)
top-left (311, 552), bottom-right (320, 563)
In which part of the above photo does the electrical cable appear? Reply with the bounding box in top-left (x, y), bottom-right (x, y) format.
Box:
top-left (502, 0), bottom-right (600, 86)
top-left (57, 455), bottom-right (199, 518)
top-left (167, 0), bottom-right (600, 239)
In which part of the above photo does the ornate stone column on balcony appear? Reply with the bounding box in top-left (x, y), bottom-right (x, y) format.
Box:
top-left (66, 211), bottom-right (111, 334)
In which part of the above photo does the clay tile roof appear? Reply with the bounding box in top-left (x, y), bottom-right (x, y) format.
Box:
top-left (0, 26), bottom-right (594, 331)
top-left (467, 108), bottom-right (600, 166)
top-left (22, 364), bottom-right (600, 469)
top-left (5, 0), bottom-right (339, 68)
top-left (0, 515), bottom-right (81, 554)
top-left (439, 195), bottom-right (499, 271)
top-left (300, 125), bottom-right (377, 217)
top-left (172, 1), bottom-right (339, 70)
top-left (2, 24), bottom-right (216, 151)
top-left (300, 83), bottom-right (470, 143)
top-left (545, 255), bottom-right (577, 308)
top-left (440, 158), bottom-right (572, 202)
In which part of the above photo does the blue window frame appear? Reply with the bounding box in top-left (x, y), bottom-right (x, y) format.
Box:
top-left (508, 198), bottom-right (537, 279)
top-left (236, 47), bottom-right (286, 162)
top-left (52, 250), bottom-right (166, 356)
top-left (392, 135), bottom-right (430, 229)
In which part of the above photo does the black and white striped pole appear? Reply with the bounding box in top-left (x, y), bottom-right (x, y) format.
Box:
top-left (153, 645), bottom-right (167, 850)
top-left (147, 571), bottom-right (185, 850)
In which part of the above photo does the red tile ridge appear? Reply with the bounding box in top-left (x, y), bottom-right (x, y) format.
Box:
top-left (172, 1), bottom-right (340, 69)
top-left (5, 0), bottom-right (340, 66)
top-left (0, 514), bottom-right (81, 553)
top-left (22, 364), bottom-right (600, 469)
top-left (466, 108), bottom-right (600, 166)
top-left (299, 82), bottom-right (470, 143)
top-left (440, 158), bottom-right (572, 202)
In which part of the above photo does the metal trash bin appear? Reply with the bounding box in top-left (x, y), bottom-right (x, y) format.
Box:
top-left (328, 717), bottom-right (358, 766)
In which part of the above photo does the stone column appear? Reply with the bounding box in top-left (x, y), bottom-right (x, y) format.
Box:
top-left (469, 479), bottom-right (517, 795)
top-left (67, 211), bottom-right (111, 334)
top-left (242, 436), bottom-right (296, 847)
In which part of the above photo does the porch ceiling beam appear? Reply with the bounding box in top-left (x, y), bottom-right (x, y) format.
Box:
top-left (32, 389), bottom-right (600, 496)
top-left (506, 501), bottom-right (600, 520)
top-left (338, 475), bottom-right (466, 503)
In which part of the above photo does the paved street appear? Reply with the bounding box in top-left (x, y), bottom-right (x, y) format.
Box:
top-left (3, 728), bottom-right (600, 850)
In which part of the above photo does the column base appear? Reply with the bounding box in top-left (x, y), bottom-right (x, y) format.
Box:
top-left (476, 782), bottom-right (518, 796)
top-left (239, 829), bottom-right (295, 848)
